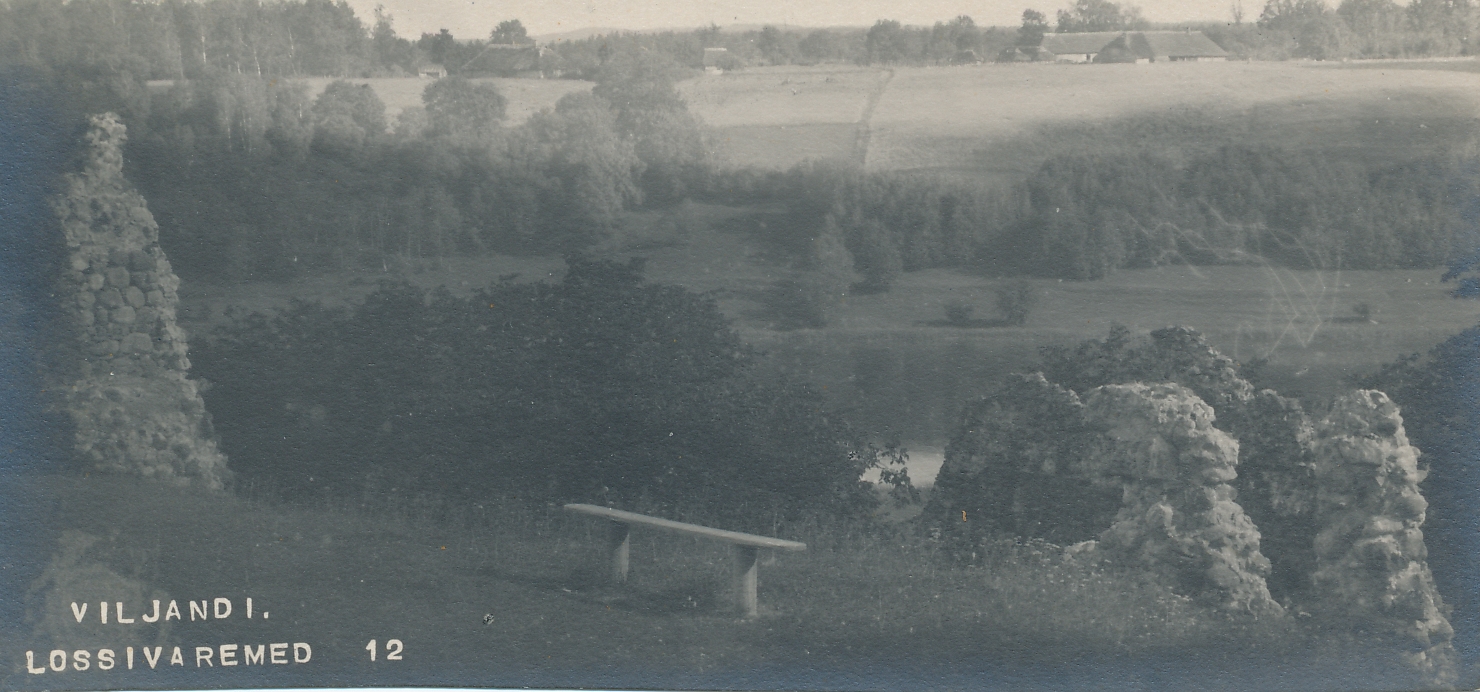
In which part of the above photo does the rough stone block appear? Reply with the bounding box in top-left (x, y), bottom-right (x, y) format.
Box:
top-left (127, 249), bottom-right (153, 272)
top-left (111, 306), bottom-right (136, 324)
top-left (124, 285), bottom-right (146, 307)
top-left (105, 267), bottom-right (130, 288)
top-left (120, 333), bottom-right (153, 353)
top-left (1083, 383), bottom-right (1281, 616)
top-left (98, 287), bottom-right (122, 307)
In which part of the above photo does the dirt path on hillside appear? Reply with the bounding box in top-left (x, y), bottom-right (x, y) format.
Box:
top-left (853, 69), bottom-right (894, 166)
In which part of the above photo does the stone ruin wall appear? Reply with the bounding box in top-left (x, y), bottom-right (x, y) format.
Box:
top-left (932, 374), bottom-right (1454, 679)
top-left (52, 113), bottom-right (228, 490)
top-left (1310, 390), bottom-right (1454, 683)
top-left (1080, 383), bottom-right (1281, 615)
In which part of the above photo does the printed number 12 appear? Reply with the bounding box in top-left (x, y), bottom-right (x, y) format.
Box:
top-left (366, 639), bottom-right (404, 661)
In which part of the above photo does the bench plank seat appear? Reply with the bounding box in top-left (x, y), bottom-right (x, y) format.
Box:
top-left (564, 504), bottom-right (807, 550)
top-left (563, 503), bottom-right (806, 618)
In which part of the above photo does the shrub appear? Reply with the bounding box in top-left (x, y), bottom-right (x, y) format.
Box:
top-left (944, 300), bottom-right (975, 326)
top-left (994, 279), bottom-right (1038, 326)
top-left (194, 256), bottom-right (882, 530)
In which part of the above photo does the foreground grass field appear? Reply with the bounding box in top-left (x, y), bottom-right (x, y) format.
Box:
top-left (10, 474), bottom-right (1442, 692)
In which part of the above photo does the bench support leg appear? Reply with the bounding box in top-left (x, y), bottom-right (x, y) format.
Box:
top-left (608, 521), bottom-right (630, 584)
top-left (733, 544), bottom-right (758, 618)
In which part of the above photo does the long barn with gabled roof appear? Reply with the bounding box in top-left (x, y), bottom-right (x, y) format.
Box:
top-left (1032, 30), bottom-right (1229, 63)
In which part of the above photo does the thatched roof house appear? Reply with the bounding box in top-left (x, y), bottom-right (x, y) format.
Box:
top-left (1039, 32), bottom-right (1124, 62)
top-left (461, 43), bottom-right (564, 78)
top-left (1033, 30), bottom-right (1228, 63)
top-left (1101, 31), bottom-right (1230, 62)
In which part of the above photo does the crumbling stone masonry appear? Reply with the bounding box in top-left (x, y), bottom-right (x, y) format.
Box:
top-left (1081, 383), bottom-right (1282, 615)
top-left (1310, 390), bottom-right (1454, 684)
top-left (52, 113), bottom-right (228, 489)
top-left (930, 376), bottom-right (1281, 613)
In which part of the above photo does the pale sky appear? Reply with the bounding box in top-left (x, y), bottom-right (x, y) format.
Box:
top-left (347, 0), bottom-right (1247, 40)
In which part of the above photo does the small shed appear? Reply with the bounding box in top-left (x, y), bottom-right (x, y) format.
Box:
top-left (702, 47), bottom-right (730, 73)
top-left (417, 64), bottom-right (448, 79)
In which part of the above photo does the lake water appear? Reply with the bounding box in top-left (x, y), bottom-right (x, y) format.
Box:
top-left (861, 446), bottom-right (945, 488)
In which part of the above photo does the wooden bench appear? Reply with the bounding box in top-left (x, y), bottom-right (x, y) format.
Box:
top-left (563, 504), bottom-right (806, 618)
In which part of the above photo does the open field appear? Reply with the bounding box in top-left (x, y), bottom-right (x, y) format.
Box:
top-left (677, 61), bottom-right (1480, 181)
top-left (10, 474), bottom-right (1427, 692)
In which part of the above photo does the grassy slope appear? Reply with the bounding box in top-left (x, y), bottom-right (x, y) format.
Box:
top-left (15, 474), bottom-right (1423, 692)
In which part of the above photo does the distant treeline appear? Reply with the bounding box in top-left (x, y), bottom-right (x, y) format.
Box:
top-left (44, 49), bottom-right (1478, 285)
top-left (113, 65), bottom-right (1480, 283)
top-left (1208, 0), bottom-right (1480, 60)
top-left (1023, 0), bottom-right (1480, 61)
top-left (111, 50), bottom-right (706, 279)
top-left (4, 0), bottom-right (1478, 115)
top-left (703, 149), bottom-right (1478, 284)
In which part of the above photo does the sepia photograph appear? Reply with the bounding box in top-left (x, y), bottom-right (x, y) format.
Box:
top-left (1, 0), bottom-right (1479, 689)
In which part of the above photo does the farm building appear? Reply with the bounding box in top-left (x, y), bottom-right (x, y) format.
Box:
top-left (417, 63), bottom-right (448, 79)
top-left (996, 46), bottom-right (1055, 62)
top-left (1039, 32), bottom-right (1125, 62)
top-left (1100, 31), bottom-right (1229, 62)
top-left (1032, 30), bottom-right (1228, 63)
top-left (460, 43), bottom-right (564, 78)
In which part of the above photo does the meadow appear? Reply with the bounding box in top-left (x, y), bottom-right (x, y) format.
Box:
top-left (678, 60), bottom-right (1480, 183)
top-left (277, 60), bottom-right (1480, 179)
top-left (10, 474), bottom-right (1426, 692)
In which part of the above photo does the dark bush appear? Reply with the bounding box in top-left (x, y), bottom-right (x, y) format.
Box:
top-left (943, 300), bottom-right (975, 326)
top-left (194, 256), bottom-right (882, 529)
top-left (994, 280), bottom-right (1038, 326)
top-left (927, 373), bottom-right (1119, 553)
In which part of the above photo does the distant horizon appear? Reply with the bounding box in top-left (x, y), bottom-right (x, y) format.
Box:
top-left (348, 0), bottom-right (1254, 42)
